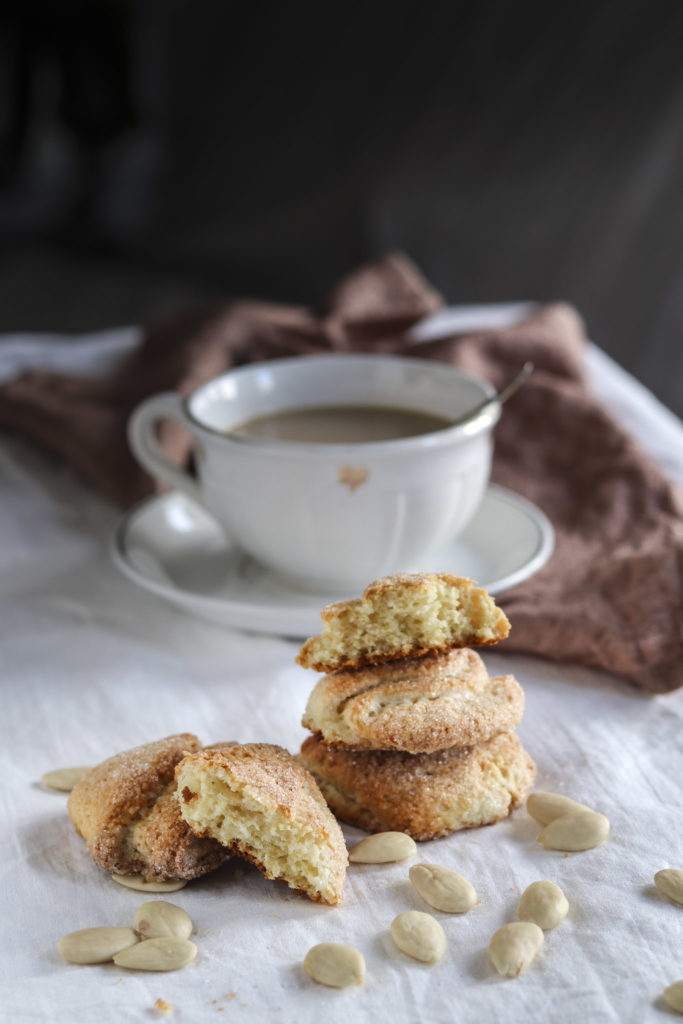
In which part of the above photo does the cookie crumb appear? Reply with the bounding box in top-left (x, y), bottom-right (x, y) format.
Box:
top-left (154, 998), bottom-right (173, 1016)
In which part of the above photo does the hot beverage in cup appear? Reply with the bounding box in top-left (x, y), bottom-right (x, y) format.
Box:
top-left (230, 405), bottom-right (451, 443)
top-left (128, 354), bottom-right (499, 591)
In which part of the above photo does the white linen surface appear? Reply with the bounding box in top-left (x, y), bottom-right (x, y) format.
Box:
top-left (1, 311), bottom-right (682, 1024)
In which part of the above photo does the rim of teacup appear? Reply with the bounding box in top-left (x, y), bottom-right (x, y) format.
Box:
top-left (181, 353), bottom-right (500, 452)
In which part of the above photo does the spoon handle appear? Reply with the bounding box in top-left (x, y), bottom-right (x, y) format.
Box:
top-left (495, 360), bottom-right (535, 406)
top-left (451, 361), bottom-right (534, 427)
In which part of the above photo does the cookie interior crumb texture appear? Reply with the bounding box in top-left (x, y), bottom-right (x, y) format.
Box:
top-left (296, 573), bottom-right (510, 672)
top-left (176, 744), bottom-right (348, 905)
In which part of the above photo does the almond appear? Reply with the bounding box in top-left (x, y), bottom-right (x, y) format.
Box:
top-left (537, 811), bottom-right (609, 852)
top-left (409, 863), bottom-right (477, 914)
top-left (349, 832), bottom-right (416, 864)
top-left (58, 927), bottom-right (139, 964)
top-left (135, 901), bottom-right (193, 940)
top-left (112, 875), bottom-right (187, 893)
top-left (303, 943), bottom-right (365, 988)
top-left (390, 911), bottom-right (446, 963)
top-left (488, 922), bottom-right (543, 978)
top-left (113, 937), bottom-right (197, 972)
top-left (654, 869), bottom-right (683, 907)
top-left (517, 880), bottom-right (568, 930)
top-left (526, 791), bottom-right (593, 825)
top-left (41, 766), bottom-right (92, 792)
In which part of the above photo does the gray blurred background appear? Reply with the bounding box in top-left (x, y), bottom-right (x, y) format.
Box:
top-left (1, 0), bottom-right (682, 415)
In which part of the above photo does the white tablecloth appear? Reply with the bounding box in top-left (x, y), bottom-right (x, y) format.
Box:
top-left (1, 309), bottom-right (682, 1024)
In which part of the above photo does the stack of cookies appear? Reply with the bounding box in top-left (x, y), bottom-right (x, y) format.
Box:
top-left (296, 572), bottom-right (536, 840)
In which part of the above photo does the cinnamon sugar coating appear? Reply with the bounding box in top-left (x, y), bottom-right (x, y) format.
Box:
top-left (176, 743), bottom-right (347, 905)
top-left (67, 734), bottom-right (229, 881)
top-left (303, 648), bottom-right (524, 754)
top-left (298, 731), bottom-right (535, 841)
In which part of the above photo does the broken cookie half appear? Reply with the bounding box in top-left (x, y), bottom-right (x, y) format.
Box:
top-left (67, 734), bottom-right (229, 882)
top-left (296, 572), bottom-right (510, 673)
top-left (176, 743), bottom-right (348, 906)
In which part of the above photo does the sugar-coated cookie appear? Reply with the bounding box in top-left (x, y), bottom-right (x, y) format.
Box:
top-left (176, 743), bottom-right (348, 905)
top-left (296, 573), bottom-right (510, 673)
top-left (303, 648), bottom-right (524, 754)
top-left (68, 734), bottom-right (229, 881)
top-left (298, 731), bottom-right (535, 841)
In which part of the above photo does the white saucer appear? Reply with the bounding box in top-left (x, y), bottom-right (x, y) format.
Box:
top-left (110, 485), bottom-right (554, 637)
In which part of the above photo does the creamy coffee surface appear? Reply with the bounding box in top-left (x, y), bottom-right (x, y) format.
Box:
top-left (231, 405), bottom-right (451, 443)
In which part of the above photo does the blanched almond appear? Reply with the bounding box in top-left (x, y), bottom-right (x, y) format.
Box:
top-left (663, 980), bottom-right (683, 1013)
top-left (526, 791), bottom-right (593, 825)
top-left (390, 911), bottom-right (446, 963)
top-left (113, 937), bottom-right (197, 971)
top-left (538, 811), bottom-right (609, 851)
top-left (112, 875), bottom-right (187, 893)
top-left (303, 943), bottom-right (365, 988)
top-left (409, 863), bottom-right (477, 914)
top-left (488, 922), bottom-right (543, 978)
top-left (654, 869), bottom-right (683, 906)
top-left (41, 766), bottom-right (92, 792)
top-left (135, 901), bottom-right (193, 940)
top-left (58, 926), bottom-right (139, 964)
top-left (517, 880), bottom-right (568, 930)
top-left (349, 832), bottom-right (416, 864)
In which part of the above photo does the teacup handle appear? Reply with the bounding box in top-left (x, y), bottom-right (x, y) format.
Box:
top-left (128, 392), bottom-right (206, 506)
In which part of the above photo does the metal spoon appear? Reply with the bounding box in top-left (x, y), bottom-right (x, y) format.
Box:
top-left (450, 361), bottom-right (534, 429)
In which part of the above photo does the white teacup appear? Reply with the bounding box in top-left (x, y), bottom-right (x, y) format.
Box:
top-left (128, 354), bottom-right (499, 591)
